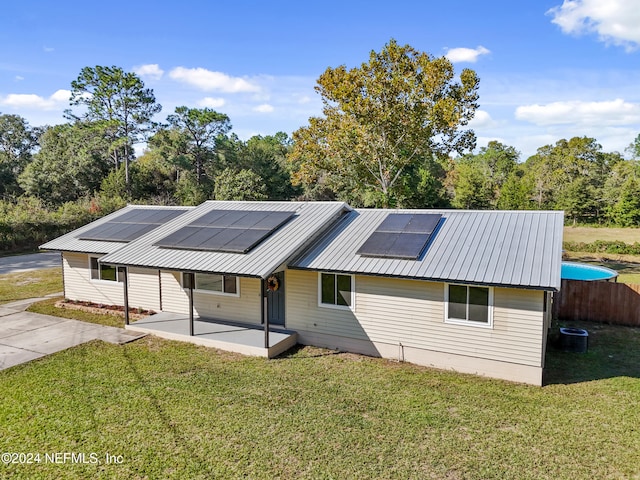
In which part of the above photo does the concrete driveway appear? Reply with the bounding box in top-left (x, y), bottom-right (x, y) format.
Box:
top-left (0, 297), bottom-right (146, 371)
top-left (0, 252), bottom-right (61, 275)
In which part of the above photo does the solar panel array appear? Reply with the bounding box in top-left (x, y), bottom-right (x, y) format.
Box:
top-left (154, 210), bottom-right (295, 254)
top-left (77, 209), bottom-right (186, 243)
top-left (356, 213), bottom-right (442, 260)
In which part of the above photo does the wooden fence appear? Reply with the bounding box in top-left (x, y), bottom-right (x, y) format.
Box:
top-left (553, 279), bottom-right (640, 327)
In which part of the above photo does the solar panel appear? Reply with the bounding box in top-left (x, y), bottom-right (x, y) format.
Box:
top-left (120, 224), bottom-right (159, 242)
top-left (356, 213), bottom-right (442, 260)
top-left (220, 229), bottom-right (270, 253)
top-left (154, 210), bottom-right (296, 254)
top-left (355, 232), bottom-right (395, 257)
top-left (253, 211), bottom-right (296, 230)
top-left (153, 226), bottom-right (205, 247)
top-left (375, 214), bottom-right (412, 232)
top-left (188, 210), bottom-right (229, 227)
top-left (77, 208), bottom-right (186, 242)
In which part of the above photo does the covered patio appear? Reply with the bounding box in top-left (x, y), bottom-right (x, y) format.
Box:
top-left (126, 312), bottom-right (298, 358)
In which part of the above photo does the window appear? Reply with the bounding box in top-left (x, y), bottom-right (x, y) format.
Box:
top-left (319, 273), bottom-right (353, 308)
top-left (89, 256), bottom-right (123, 282)
top-left (445, 284), bottom-right (493, 327)
top-left (188, 273), bottom-right (239, 296)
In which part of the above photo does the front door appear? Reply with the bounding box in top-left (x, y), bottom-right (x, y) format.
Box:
top-left (266, 271), bottom-right (285, 326)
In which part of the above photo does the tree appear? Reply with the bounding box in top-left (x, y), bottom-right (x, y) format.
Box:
top-left (627, 133), bottom-right (640, 159)
top-left (449, 141), bottom-right (520, 209)
top-left (496, 170), bottom-right (533, 210)
top-left (609, 178), bottom-right (640, 226)
top-left (235, 133), bottom-right (299, 200)
top-left (522, 137), bottom-right (620, 222)
top-left (150, 107), bottom-right (232, 199)
top-left (18, 122), bottom-right (111, 204)
top-left (66, 65), bottom-right (161, 187)
top-left (450, 160), bottom-right (493, 209)
top-left (0, 113), bottom-right (40, 198)
top-left (214, 168), bottom-right (267, 201)
top-left (289, 39), bottom-right (479, 207)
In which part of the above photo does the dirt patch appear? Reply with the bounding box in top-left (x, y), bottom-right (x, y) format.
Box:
top-left (55, 300), bottom-right (155, 321)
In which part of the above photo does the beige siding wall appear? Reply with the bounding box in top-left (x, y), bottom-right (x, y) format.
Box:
top-left (286, 270), bottom-right (545, 369)
top-left (62, 252), bottom-right (124, 305)
top-left (128, 267), bottom-right (161, 311)
top-left (160, 271), bottom-right (261, 324)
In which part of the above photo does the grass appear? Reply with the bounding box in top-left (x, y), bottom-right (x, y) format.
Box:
top-left (563, 226), bottom-right (640, 244)
top-left (0, 326), bottom-right (639, 479)
top-left (26, 297), bottom-right (126, 328)
top-left (0, 268), bottom-right (62, 304)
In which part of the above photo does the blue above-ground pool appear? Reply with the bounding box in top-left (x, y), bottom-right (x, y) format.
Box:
top-left (561, 261), bottom-right (619, 281)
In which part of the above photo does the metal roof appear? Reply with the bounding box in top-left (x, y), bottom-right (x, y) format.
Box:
top-left (289, 209), bottom-right (565, 291)
top-left (40, 205), bottom-right (193, 255)
top-left (99, 201), bottom-right (351, 279)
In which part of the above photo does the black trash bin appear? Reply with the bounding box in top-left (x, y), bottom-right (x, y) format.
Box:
top-left (559, 327), bottom-right (589, 353)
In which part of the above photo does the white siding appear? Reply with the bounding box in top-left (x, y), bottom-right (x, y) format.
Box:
top-left (160, 271), bottom-right (261, 324)
top-left (62, 252), bottom-right (124, 305)
top-left (160, 271), bottom-right (189, 313)
top-left (287, 270), bottom-right (545, 369)
top-left (128, 267), bottom-right (161, 311)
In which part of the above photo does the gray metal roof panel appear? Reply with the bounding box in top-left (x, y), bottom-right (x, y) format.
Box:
top-left (290, 209), bottom-right (564, 291)
top-left (99, 201), bottom-right (351, 278)
top-left (40, 205), bottom-right (193, 254)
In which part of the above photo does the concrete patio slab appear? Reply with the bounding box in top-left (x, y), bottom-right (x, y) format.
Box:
top-left (0, 310), bottom-right (147, 371)
top-left (128, 312), bottom-right (297, 358)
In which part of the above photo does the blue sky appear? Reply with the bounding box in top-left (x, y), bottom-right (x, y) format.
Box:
top-left (1, 0), bottom-right (639, 159)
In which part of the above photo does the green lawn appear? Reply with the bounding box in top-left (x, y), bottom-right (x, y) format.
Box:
top-left (1, 327), bottom-right (639, 479)
top-left (26, 297), bottom-right (127, 328)
top-left (0, 268), bottom-right (62, 304)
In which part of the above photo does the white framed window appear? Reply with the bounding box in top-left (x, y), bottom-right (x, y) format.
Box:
top-left (89, 256), bottom-right (123, 283)
top-left (444, 283), bottom-right (493, 327)
top-left (318, 272), bottom-right (354, 309)
top-left (183, 273), bottom-right (239, 297)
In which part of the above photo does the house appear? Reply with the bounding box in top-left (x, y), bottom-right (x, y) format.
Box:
top-left (41, 201), bottom-right (564, 385)
top-left (40, 205), bottom-right (193, 311)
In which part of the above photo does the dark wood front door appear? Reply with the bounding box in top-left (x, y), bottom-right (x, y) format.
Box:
top-left (267, 271), bottom-right (285, 326)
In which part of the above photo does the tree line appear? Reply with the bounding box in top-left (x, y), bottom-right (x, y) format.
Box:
top-left (1, 40), bottom-right (639, 232)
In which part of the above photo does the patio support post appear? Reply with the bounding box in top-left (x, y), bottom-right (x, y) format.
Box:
top-left (262, 278), bottom-right (269, 349)
top-left (120, 266), bottom-right (129, 326)
top-left (186, 273), bottom-right (195, 336)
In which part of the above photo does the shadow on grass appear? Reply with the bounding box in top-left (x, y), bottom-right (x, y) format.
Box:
top-left (544, 320), bottom-right (640, 385)
top-left (274, 344), bottom-right (343, 360)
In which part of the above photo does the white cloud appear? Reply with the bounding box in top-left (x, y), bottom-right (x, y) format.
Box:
top-left (0, 89), bottom-right (70, 110)
top-left (43, 46), bottom-right (54, 52)
top-left (15, 75), bottom-right (24, 81)
top-left (547, 0), bottom-right (640, 50)
top-left (445, 46), bottom-right (490, 63)
top-left (515, 98), bottom-right (640, 126)
top-left (169, 67), bottom-right (260, 93)
top-left (133, 64), bottom-right (164, 80)
top-left (253, 104), bottom-right (274, 113)
top-left (197, 97), bottom-right (226, 108)
top-left (468, 110), bottom-right (494, 128)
